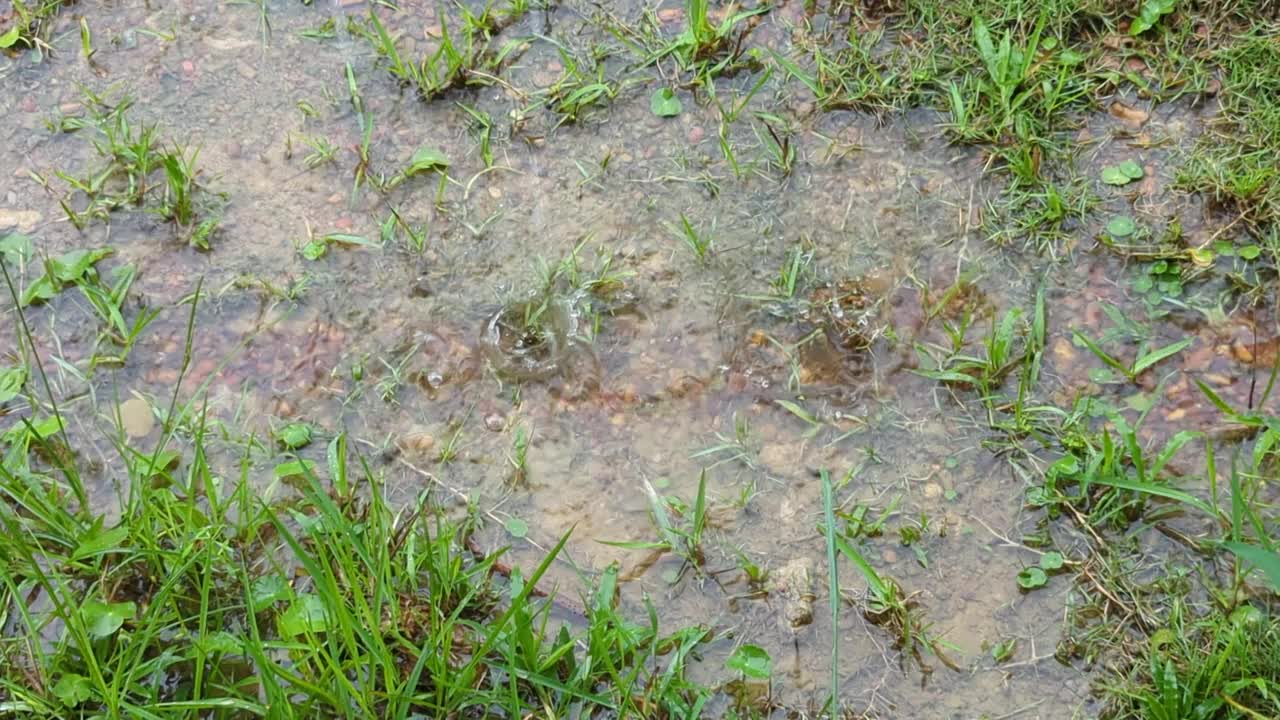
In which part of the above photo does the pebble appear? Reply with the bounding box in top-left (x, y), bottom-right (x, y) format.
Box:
top-left (18, 96), bottom-right (37, 113)
top-left (398, 431), bottom-right (435, 453)
top-left (334, 216), bottom-right (353, 230)
top-left (923, 483), bottom-right (943, 499)
top-left (488, 186), bottom-right (502, 200)
top-left (182, 60), bottom-right (196, 75)
top-left (327, 192), bottom-right (343, 205)
top-left (882, 549), bottom-right (899, 564)
top-left (687, 126), bottom-right (705, 144)
top-left (120, 398), bottom-right (155, 439)
top-left (0, 209), bottom-right (42, 232)
top-left (483, 412), bottom-right (506, 432)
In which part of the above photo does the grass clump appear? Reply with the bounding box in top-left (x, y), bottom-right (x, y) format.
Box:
top-left (50, 91), bottom-right (224, 248)
top-left (0, 417), bottom-right (719, 718)
top-left (359, 4), bottom-right (526, 102)
top-left (0, 0), bottom-right (64, 53)
top-left (1176, 26), bottom-right (1280, 242)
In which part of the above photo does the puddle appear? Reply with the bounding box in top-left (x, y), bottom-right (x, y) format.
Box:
top-left (1, 1), bottom-right (1271, 717)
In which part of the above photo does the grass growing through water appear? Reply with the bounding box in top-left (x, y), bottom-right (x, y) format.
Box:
top-left (0, 295), bottom-right (730, 718)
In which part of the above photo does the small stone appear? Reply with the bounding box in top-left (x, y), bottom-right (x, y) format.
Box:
top-left (182, 59), bottom-right (196, 75)
top-left (687, 126), bottom-right (705, 144)
top-left (120, 398), bottom-right (155, 439)
top-left (398, 430), bottom-right (435, 453)
top-left (224, 141), bottom-right (243, 159)
top-left (1231, 341), bottom-right (1255, 365)
top-left (487, 186), bottom-right (502, 200)
top-left (483, 412), bottom-right (505, 432)
top-left (658, 7), bottom-right (684, 22)
top-left (334, 216), bottom-right (353, 230)
top-left (0, 209), bottom-right (42, 232)
top-left (923, 483), bottom-right (943, 499)
top-left (327, 192), bottom-right (343, 205)
top-left (59, 102), bottom-right (83, 115)
top-left (881, 549), bottom-right (899, 564)
top-left (18, 96), bottom-right (37, 113)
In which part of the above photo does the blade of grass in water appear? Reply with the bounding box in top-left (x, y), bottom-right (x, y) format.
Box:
top-left (820, 470), bottom-right (840, 715)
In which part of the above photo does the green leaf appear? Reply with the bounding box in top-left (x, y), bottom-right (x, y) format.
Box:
top-left (81, 599), bottom-right (136, 638)
top-left (726, 644), bottom-right (772, 679)
top-left (504, 516), bottom-right (529, 539)
top-left (1238, 244), bottom-right (1262, 260)
top-left (0, 26), bottom-right (21, 49)
top-left (1106, 215), bottom-right (1137, 237)
top-left (273, 459), bottom-right (316, 480)
top-left (72, 525), bottom-right (128, 561)
top-left (1130, 0), bottom-right (1177, 36)
top-left (53, 674), bottom-right (94, 708)
top-left (52, 248), bottom-right (114, 283)
top-left (404, 146), bottom-right (449, 176)
top-left (1133, 338), bottom-right (1192, 375)
top-left (250, 575), bottom-right (291, 612)
top-left (1101, 163), bottom-right (1142, 186)
top-left (650, 87), bottom-right (683, 118)
top-left (19, 274), bottom-right (56, 306)
top-left (278, 422), bottom-right (313, 450)
top-left (1039, 551), bottom-right (1065, 571)
top-left (279, 593), bottom-right (329, 636)
top-left (1118, 159), bottom-right (1145, 179)
top-left (1084, 474), bottom-right (1215, 516)
top-left (1017, 566), bottom-right (1048, 590)
top-left (0, 232), bottom-right (33, 263)
top-left (1100, 166), bottom-right (1130, 185)
top-left (990, 638), bottom-right (1017, 663)
top-left (1223, 542), bottom-right (1280, 592)
top-left (323, 233), bottom-right (377, 247)
top-left (301, 238), bottom-right (328, 261)
top-left (0, 365), bottom-right (26, 404)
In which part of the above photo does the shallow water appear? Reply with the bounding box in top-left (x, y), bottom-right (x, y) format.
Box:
top-left (2, 1), bottom-right (1274, 717)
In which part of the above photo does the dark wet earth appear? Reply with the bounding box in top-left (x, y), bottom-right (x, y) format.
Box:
top-left (2, 2), bottom-right (1276, 717)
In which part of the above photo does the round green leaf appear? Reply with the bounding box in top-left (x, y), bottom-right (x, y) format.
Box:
top-left (53, 674), bottom-right (94, 708)
top-left (81, 599), bottom-right (136, 638)
top-left (1118, 159), bottom-right (1145, 179)
top-left (1106, 215), bottom-right (1137, 237)
top-left (278, 422), bottom-right (314, 450)
top-left (504, 516), bottom-right (529, 539)
top-left (1017, 566), bottom-right (1048, 590)
top-left (301, 238), bottom-right (329, 261)
top-left (280, 593), bottom-right (329, 636)
top-left (1100, 166), bottom-right (1131, 185)
top-left (1039, 551), bottom-right (1065, 571)
top-left (650, 87), bottom-right (683, 118)
top-left (1239, 244), bottom-right (1262, 260)
top-left (726, 644), bottom-right (773, 679)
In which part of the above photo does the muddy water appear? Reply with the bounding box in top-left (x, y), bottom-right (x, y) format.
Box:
top-left (2, 1), bottom-right (1270, 717)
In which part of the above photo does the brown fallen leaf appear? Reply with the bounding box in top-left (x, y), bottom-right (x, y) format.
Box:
top-left (1109, 101), bottom-right (1150, 128)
